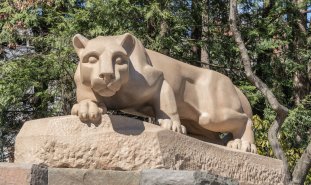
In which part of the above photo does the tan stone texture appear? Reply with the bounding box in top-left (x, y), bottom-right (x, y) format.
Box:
top-left (15, 115), bottom-right (284, 185)
top-left (0, 163), bottom-right (31, 185)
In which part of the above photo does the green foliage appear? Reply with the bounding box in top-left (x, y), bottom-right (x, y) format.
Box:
top-left (253, 114), bottom-right (273, 157)
top-left (238, 81), bottom-right (265, 114)
top-left (0, 0), bottom-right (78, 161)
top-left (282, 95), bottom-right (311, 184)
top-left (282, 96), bottom-right (311, 151)
top-left (253, 96), bottom-right (311, 184)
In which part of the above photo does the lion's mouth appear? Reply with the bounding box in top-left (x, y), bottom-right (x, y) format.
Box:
top-left (91, 78), bottom-right (121, 97)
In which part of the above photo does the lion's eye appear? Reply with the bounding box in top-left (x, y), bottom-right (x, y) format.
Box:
top-left (88, 56), bottom-right (97, 63)
top-left (115, 57), bottom-right (124, 65)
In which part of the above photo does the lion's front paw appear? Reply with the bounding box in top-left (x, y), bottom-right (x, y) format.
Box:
top-left (158, 119), bottom-right (187, 134)
top-left (71, 100), bottom-right (106, 123)
top-left (227, 139), bottom-right (257, 153)
top-left (245, 141), bottom-right (257, 153)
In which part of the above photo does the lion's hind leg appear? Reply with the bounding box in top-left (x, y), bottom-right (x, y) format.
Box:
top-left (198, 109), bottom-right (256, 153)
top-left (226, 117), bottom-right (257, 153)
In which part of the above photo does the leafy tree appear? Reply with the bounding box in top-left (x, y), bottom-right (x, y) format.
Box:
top-left (229, 0), bottom-right (311, 184)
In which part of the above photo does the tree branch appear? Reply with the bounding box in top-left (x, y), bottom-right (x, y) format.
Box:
top-left (300, 9), bottom-right (311, 14)
top-left (229, 0), bottom-right (291, 183)
top-left (290, 142), bottom-right (311, 185)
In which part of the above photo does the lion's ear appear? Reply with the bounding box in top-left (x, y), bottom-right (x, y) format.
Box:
top-left (72, 34), bottom-right (88, 54)
top-left (119, 33), bottom-right (135, 56)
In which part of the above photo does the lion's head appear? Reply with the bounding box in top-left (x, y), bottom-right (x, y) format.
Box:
top-left (73, 33), bottom-right (136, 97)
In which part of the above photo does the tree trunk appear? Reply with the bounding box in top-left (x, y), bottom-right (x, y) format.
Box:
top-left (33, 82), bottom-right (49, 119)
top-left (293, 71), bottom-right (310, 104)
top-left (229, 0), bottom-right (292, 183)
top-left (292, 0), bottom-right (310, 105)
top-left (201, 0), bottom-right (209, 69)
top-left (190, 0), bottom-right (202, 67)
top-left (160, 21), bottom-right (169, 56)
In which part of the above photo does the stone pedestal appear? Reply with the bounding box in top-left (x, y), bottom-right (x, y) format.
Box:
top-left (0, 163), bottom-right (47, 185)
top-left (0, 163), bottom-right (238, 185)
top-left (15, 115), bottom-right (285, 185)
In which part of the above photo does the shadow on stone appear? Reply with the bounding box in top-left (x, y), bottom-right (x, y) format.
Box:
top-left (109, 115), bottom-right (145, 135)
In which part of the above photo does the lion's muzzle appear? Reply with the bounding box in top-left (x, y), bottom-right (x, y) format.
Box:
top-left (100, 74), bottom-right (114, 85)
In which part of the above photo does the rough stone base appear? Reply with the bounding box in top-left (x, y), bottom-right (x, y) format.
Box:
top-left (0, 163), bottom-right (238, 185)
top-left (15, 115), bottom-right (285, 185)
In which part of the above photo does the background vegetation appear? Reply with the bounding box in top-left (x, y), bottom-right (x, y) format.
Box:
top-left (0, 0), bottom-right (310, 184)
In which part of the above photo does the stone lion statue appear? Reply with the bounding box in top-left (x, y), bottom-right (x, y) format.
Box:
top-left (71, 33), bottom-right (256, 153)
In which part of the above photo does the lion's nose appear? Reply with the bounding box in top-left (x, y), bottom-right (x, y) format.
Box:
top-left (99, 60), bottom-right (114, 80)
top-left (99, 73), bottom-right (114, 81)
